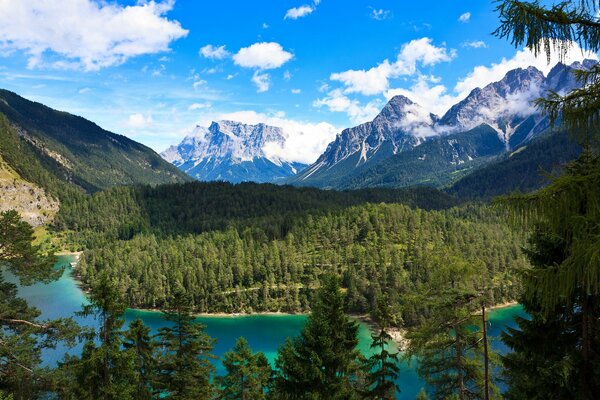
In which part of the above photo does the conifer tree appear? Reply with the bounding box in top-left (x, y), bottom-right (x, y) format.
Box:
top-left (0, 210), bottom-right (78, 399)
top-left (363, 296), bottom-right (400, 399)
top-left (59, 275), bottom-right (136, 400)
top-left (405, 254), bottom-right (498, 400)
top-left (123, 319), bottom-right (157, 400)
top-left (215, 337), bottom-right (272, 400)
top-left (495, 1), bottom-right (600, 397)
top-left (156, 289), bottom-right (215, 399)
top-left (274, 274), bottom-right (363, 399)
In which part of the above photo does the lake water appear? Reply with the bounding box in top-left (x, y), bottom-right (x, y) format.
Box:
top-left (10, 254), bottom-right (527, 399)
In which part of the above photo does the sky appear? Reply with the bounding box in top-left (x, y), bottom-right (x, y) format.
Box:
top-left (0, 0), bottom-right (596, 164)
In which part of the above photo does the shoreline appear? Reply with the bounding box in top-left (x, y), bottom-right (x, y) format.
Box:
top-left (57, 250), bottom-right (518, 349)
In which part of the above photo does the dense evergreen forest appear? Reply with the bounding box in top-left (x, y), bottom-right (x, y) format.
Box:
top-left (48, 181), bottom-right (526, 317)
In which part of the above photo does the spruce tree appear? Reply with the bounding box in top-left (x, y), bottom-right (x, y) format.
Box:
top-left (404, 254), bottom-right (498, 400)
top-left (123, 319), bottom-right (157, 400)
top-left (363, 296), bottom-right (400, 399)
top-left (59, 275), bottom-right (136, 400)
top-left (215, 337), bottom-right (272, 399)
top-left (495, 1), bottom-right (600, 398)
top-left (274, 274), bottom-right (362, 399)
top-left (156, 289), bottom-right (215, 399)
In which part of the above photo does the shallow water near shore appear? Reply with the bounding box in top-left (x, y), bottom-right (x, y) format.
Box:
top-left (9, 254), bottom-right (527, 399)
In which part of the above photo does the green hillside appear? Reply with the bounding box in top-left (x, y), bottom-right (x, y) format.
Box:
top-left (0, 89), bottom-right (190, 193)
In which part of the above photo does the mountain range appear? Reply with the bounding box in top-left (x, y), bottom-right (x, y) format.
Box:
top-left (161, 121), bottom-right (306, 183)
top-left (288, 59), bottom-right (593, 189)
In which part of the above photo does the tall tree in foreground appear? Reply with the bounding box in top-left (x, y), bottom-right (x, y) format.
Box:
top-left (58, 275), bottom-right (136, 400)
top-left (215, 337), bottom-right (272, 400)
top-left (405, 253), bottom-right (498, 400)
top-left (123, 319), bottom-right (157, 400)
top-left (0, 210), bottom-right (77, 399)
top-left (156, 289), bottom-right (215, 399)
top-left (274, 274), bottom-right (363, 399)
top-left (362, 296), bottom-right (400, 399)
top-left (495, 1), bottom-right (600, 398)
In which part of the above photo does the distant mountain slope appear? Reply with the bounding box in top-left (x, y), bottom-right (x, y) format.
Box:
top-left (162, 121), bottom-right (307, 183)
top-left (447, 131), bottom-right (581, 200)
top-left (0, 89), bottom-right (190, 192)
top-left (291, 60), bottom-right (595, 190)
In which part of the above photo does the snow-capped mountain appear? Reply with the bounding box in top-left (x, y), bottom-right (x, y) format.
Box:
top-left (161, 121), bottom-right (307, 183)
top-left (291, 60), bottom-right (595, 189)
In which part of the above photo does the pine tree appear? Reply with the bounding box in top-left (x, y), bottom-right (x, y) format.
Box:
top-left (404, 254), bottom-right (498, 400)
top-left (156, 289), bottom-right (215, 399)
top-left (59, 275), bottom-right (136, 400)
top-left (363, 296), bottom-right (400, 399)
top-left (123, 319), bottom-right (157, 400)
top-left (495, 1), bottom-right (600, 398)
top-left (215, 337), bottom-right (272, 400)
top-left (274, 274), bottom-right (363, 399)
top-left (0, 210), bottom-right (78, 399)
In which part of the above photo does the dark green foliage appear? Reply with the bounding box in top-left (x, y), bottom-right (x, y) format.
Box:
top-left (123, 319), bottom-right (157, 400)
top-left (156, 289), bottom-right (215, 399)
top-left (58, 276), bottom-right (136, 400)
top-left (363, 296), bottom-right (401, 399)
top-left (448, 130), bottom-right (581, 200)
top-left (274, 275), bottom-right (363, 399)
top-left (0, 89), bottom-right (189, 193)
top-left (501, 154), bottom-right (600, 399)
top-left (405, 254), bottom-right (499, 400)
top-left (74, 202), bottom-right (525, 315)
top-left (0, 210), bottom-right (78, 400)
top-left (215, 337), bottom-right (272, 400)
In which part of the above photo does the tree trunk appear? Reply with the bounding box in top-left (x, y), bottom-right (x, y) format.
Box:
top-left (455, 327), bottom-right (465, 400)
top-left (482, 303), bottom-right (489, 400)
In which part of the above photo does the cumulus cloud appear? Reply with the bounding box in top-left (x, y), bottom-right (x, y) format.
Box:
top-left (455, 41), bottom-right (598, 99)
top-left (212, 110), bottom-right (339, 164)
top-left (0, 0), bottom-right (188, 71)
top-left (314, 89), bottom-right (382, 124)
top-left (330, 38), bottom-right (456, 96)
top-left (285, 5), bottom-right (315, 19)
top-left (199, 44), bottom-right (230, 59)
top-left (233, 42), bottom-right (293, 70)
top-left (127, 113), bottom-right (153, 128)
top-left (463, 40), bottom-right (487, 49)
top-left (458, 12), bottom-right (471, 23)
top-left (252, 71), bottom-right (270, 92)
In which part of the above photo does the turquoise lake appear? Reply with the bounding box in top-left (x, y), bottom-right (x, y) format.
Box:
top-left (10, 254), bottom-right (527, 399)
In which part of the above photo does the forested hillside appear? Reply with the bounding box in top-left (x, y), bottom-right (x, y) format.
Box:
top-left (448, 130), bottom-right (581, 199)
top-left (0, 89), bottom-right (190, 193)
top-left (52, 180), bottom-right (525, 317)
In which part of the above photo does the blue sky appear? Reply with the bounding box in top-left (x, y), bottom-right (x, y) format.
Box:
top-left (0, 0), bottom-right (595, 163)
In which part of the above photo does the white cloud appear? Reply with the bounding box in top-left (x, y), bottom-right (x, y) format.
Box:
top-left (262, 23), bottom-right (269, 29)
top-left (192, 80), bottom-right (207, 89)
top-left (233, 42), bottom-right (293, 70)
top-left (214, 110), bottom-right (339, 164)
top-left (284, 5), bottom-right (314, 20)
top-left (78, 87), bottom-right (91, 94)
top-left (370, 8), bottom-right (392, 20)
top-left (455, 41), bottom-right (598, 99)
top-left (252, 71), bottom-right (270, 92)
top-left (330, 38), bottom-right (455, 96)
top-left (291, 88), bottom-right (301, 94)
top-left (188, 102), bottom-right (211, 111)
top-left (463, 40), bottom-right (487, 49)
top-left (127, 113), bottom-right (153, 128)
top-left (199, 44), bottom-right (230, 60)
top-left (283, 70), bottom-right (292, 81)
top-left (0, 0), bottom-right (188, 71)
top-left (458, 12), bottom-right (471, 23)
top-left (314, 89), bottom-right (382, 124)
